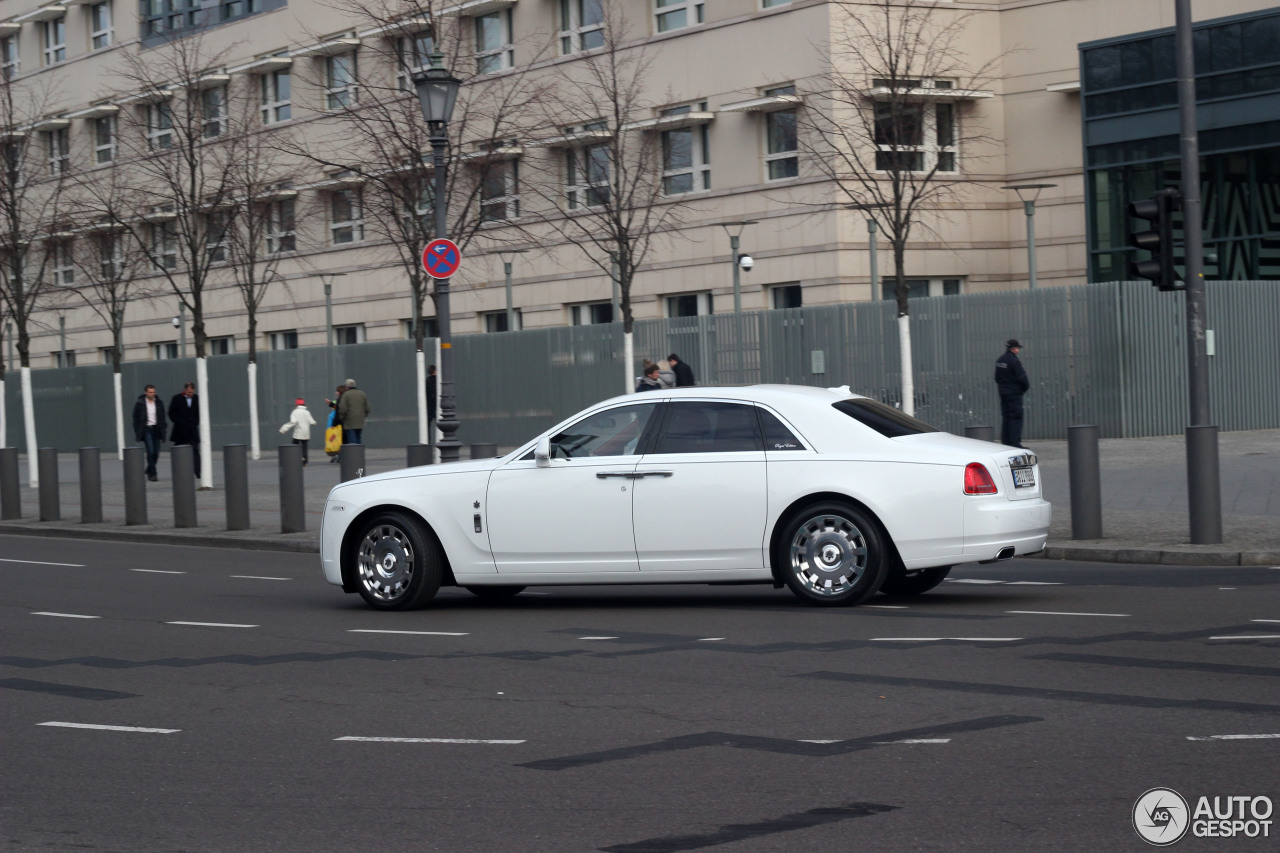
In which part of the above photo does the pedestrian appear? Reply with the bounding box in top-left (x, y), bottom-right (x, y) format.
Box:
top-left (337, 378), bottom-right (370, 445)
top-left (131, 384), bottom-right (167, 482)
top-left (426, 364), bottom-right (438, 434)
top-left (636, 361), bottom-right (664, 392)
top-left (994, 339), bottom-right (1030, 449)
top-left (656, 359), bottom-right (677, 389)
top-left (168, 381), bottom-right (202, 478)
top-left (325, 384), bottom-right (346, 462)
top-left (279, 398), bottom-right (317, 465)
top-left (667, 353), bottom-right (696, 386)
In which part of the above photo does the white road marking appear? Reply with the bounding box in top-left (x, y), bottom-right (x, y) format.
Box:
top-left (1006, 610), bottom-right (1130, 617)
top-left (946, 579), bottom-right (1005, 584)
top-left (335, 737), bottom-right (525, 744)
top-left (1187, 734), bottom-right (1280, 741)
top-left (873, 738), bottom-right (951, 744)
top-left (1209, 634), bottom-right (1280, 640)
top-left (132, 569), bottom-right (185, 574)
top-left (697, 637), bottom-right (725, 642)
top-left (799, 739), bottom-right (841, 744)
top-left (348, 629), bottom-right (468, 636)
top-left (166, 621), bottom-right (258, 628)
top-left (579, 636), bottom-right (618, 640)
top-left (870, 637), bottom-right (1023, 642)
top-left (231, 575), bottom-right (291, 581)
top-left (0, 558), bottom-right (86, 567)
top-left (1220, 587), bottom-right (1237, 590)
top-left (1253, 619), bottom-right (1280, 624)
top-left (32, 612), bottom-right (100, 619)
top-left (39, 722), bottom-right (180, 734)
top-left (1004, 581), bottom-right (1063, 585)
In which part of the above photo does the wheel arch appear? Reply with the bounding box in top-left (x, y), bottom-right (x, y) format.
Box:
top-left (768, 492), bottom-right (904, 585)
top-left (339, 504), bottom-right (458, 593)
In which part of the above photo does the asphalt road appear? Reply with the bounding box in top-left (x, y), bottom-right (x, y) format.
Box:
top-left (3, 536), bottom-right (1278, 852)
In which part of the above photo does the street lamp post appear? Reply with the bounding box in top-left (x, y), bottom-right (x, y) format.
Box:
top-left (720, 221), bottom-right (758, 315)
top-left (171, 311), bottom-right (186, 359)
top-left (58, 316), bottom-right (66, 367)
top-left (319, 272), bottom-right (347, 348)
top-left (498, 249), bottom-right (528, 332)
top-left (846, 203), bottom-right (890, 300)
top-left (1002, 184), bottom-right (1057, 290)
top-left (413, 53), bottom-right (462, 463)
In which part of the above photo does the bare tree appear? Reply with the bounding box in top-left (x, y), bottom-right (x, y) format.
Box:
top-left (797, 0), bottom-right (997, 414)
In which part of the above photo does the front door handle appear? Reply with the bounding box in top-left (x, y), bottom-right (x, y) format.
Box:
top-left (596, 471), bottom-right (633, 479)
top-left (634, 471), bottom-right (674, 478)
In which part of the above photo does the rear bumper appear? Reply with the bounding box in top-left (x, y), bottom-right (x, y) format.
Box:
top-left (961, 497), bottom-right (1052, 561)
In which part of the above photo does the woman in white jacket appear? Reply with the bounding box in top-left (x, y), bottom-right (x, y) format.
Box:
top-left (279, 398), bottom-right (317, 465)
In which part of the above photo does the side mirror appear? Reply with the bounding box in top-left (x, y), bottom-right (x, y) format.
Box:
top-left (535, 435), bottom-right (551, 468)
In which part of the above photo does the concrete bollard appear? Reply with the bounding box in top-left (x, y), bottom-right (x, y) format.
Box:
top-left (470, 443), bottom-right (498, 460)
top-left (0, 447), bottom-right (20, 520)
top-left (1067, 425), bottom-right (1103, 540)
top-left (964, 425), bottom-right (997, 443)
top-left (38, 448), bottom-right (59, 522)
top-left (224, 444), bottom-right (250, 531)
top-left (279, 444), bottom-right (305, 533)
top-left (1187, 424), bottom-right (1223, 545)
top-left (79, 447), bottom-right (103, 524)
top-left (123, 447), bottom-right (147, 525)
top-left (407, 443), bottom-right (434, 467)
top-left (171, 445), bottom-right (197, 528)
top-left (339, 443), bottom-right (365, 483)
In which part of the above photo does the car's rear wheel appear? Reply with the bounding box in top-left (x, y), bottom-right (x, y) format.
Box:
top-left (464, 585), bottom-right (526, 600)
top-left (778, 502), bottom-right (888, 606)
top-left (354, 512), bottom-right (443, 610)
top-left (879, 566), bottom-right (951, 596)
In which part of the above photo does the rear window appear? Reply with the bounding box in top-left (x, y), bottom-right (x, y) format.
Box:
top-left (832, 399), bottom-right (939, 438)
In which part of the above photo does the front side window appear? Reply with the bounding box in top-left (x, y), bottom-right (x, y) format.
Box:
top-left (475, 11), bottom-right (513, 74)
top-left (202, 87), bottom-right (227, 138)
top-left (261, 70), bottom-right (291, 125)
top-left (660, 105), bottom-right (710, 195)
top-left (94, 116), bottom-right (117, 164)
top-left (560, 0), bottom-right (604, 54)
top-left (764, 85), bottom-right (798, 180)
top-left (147, 102), bottom-right (173, 150)
top-left (566, 138), bottom-right (609, 209)
top-left (325, 53), bottom-right (358, 109)
top-left (330, 189), bottom-right (363, 244)
top-left (42, 17), bottom-right (66, 65)
top-left (548, 403), bottom-right (657, 459)
top-left (266, 198), bottom-right (296, 253)
top-left (655, 0), bottom-right (703, 33)
top-left (1, 35), bottom-right (19, 79)
top-left (45, 128), bottom-right (70, 176)
top-left (396, 33), bottom-right (434, 91)
top-left (653, 402), bottom-right (763, 454)
top-left (481, 159), bottom-right (519, 221)
top-left (90, 3), bottom-right (114, 50)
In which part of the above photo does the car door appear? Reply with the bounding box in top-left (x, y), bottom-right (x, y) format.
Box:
top-left (631, 400), bottom-right (769, 573)
top-left (485, 401), bottom-right (659, 574)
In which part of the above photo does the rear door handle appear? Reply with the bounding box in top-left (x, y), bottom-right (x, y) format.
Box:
top-left (596, 471), bottom-right (633, 479)
top-left (634, 471), bottom-right (674, 478)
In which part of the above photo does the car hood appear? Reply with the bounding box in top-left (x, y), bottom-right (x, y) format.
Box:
top-left (326, 457), bottom-right (502, 497)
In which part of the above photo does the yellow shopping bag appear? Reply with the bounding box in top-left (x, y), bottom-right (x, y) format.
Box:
top-left (325, 425), bottom-right (343, 454)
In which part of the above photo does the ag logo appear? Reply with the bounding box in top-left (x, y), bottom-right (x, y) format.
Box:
top-left (1134, 788), bottom-right (1190, 846)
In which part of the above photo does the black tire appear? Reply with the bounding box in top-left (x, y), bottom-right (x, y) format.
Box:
top-left (464, 585), bottom-right (527, 601)
top-left (879, 566), bottom-right (952, 596)
top-left (776, 502), bottom-right (889, 606)
top-left (353, 512), bottom-right (443, 610)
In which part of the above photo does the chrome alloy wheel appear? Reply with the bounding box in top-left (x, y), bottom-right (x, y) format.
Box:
top-left (788, 512), bottom-right (869, 598)
top-left (357, 523), bottom-right (416, 603)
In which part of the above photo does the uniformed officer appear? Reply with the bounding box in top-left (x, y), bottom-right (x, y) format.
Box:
top-left (994, 339), bottom-right (1030, 448)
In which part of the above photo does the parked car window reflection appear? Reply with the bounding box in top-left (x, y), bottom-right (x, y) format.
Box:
top-left (550, 403), bottom-right (657, 458)
top-left (654, 402), bottom-right (763, 454)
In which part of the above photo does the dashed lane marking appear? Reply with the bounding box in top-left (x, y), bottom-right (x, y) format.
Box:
top-left (1187, 733), bottom-right (1280, 741)
top-left (231, 575), bottom-right (291, 581)
top-left (132, 569), bottom-right (184, 574)
top-left (335, 737), bottom-right (525, 744)
top-left (1209, 634), bottom-right (1280, 641)
top-left (579, 636), bottom-right (619, 640)
top-left (873, 738), bottom-right (951, 744)
top-left (1006, 610), bottom-right (1130, 617)
top-left (32, 612), bottom-right (100, 619)
top-left (39, 722), bottom-right (179, 734)
top-left (1004, 581), bottom-right (1063, 585)
top-left (165, 621), bottom-right (258, 628)
top-left (348, 629), bottom-right (468, 636)
top-left (946, 579), bottom-right (1005, 584)
top-left (1, 558), bottom-right (86, 567)
top-left (869, 637), bottom-right (1022, 642)
top-left (697, 637), bottom-right (725, 642)
top-left (1254, 619), bottom-right (1280, 623)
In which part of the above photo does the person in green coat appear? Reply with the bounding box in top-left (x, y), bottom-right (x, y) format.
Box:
top-left (337, 378), bottom-right (370, 444)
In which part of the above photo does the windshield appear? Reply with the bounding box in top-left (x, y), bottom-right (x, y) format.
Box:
top-left (832, 398), bottom-right (939, 438)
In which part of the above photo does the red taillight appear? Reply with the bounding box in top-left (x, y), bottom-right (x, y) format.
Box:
top-left (964, 463), bottom-right (998, 495)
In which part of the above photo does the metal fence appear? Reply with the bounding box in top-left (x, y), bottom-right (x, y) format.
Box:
top-left (4, 280), bottom-right (1279, 452)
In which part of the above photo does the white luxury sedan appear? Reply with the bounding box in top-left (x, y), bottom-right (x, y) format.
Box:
top-left (320, 385), bottom-right (1051, 609)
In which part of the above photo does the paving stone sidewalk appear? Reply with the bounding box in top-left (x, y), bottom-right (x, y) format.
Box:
top-left (1, 431), bottom-right (1277, 566)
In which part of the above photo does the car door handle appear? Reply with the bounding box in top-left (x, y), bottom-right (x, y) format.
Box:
top-left (595, 471), bottom-right (633, 479)
top-left (634, 471), bottom-right (674, 478)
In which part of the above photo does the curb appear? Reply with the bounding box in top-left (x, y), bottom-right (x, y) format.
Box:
top-left (1040, 543), bottom-right (1280, 567)
top-left (0, 522), bottom-right (319, 553)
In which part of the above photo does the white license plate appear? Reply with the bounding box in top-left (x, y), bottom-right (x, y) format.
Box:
top-left (1012, 467), bottom-right (1036, 488)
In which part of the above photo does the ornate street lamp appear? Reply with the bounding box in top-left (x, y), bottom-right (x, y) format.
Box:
top-left (412, 53), bottom-right (462, 462)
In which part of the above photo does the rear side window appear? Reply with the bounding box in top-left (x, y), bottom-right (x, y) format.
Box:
top-left (757, 408), bottom-right (805, 450)
top-left (832, 399), bottom-right (939, 437)
top-left (653, 401), bottom-right (763, 454)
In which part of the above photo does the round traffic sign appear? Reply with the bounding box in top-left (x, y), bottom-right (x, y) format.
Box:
top-left (422, 238), bottom-right (462, 278)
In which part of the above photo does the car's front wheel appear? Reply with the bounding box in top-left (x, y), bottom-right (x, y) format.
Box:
top-left (777, 502), bottom-right (888, 606)
top-left (879, 566), bottom-right (951, 596)
top-left (354, 512), bottom-right (443, 610)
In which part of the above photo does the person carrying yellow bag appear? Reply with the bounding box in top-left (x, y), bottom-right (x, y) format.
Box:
top-left (324, 385), bottom-right (345, 462)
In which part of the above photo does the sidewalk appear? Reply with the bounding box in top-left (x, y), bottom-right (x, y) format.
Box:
top-left (1, 432), bottom-right (1277, 566)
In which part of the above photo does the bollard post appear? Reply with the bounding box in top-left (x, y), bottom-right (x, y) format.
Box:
top-left (0, 447), bottom-right (20, 520)
top-left (123, 447), bottom-right (148, 525)
top-left (407, 443), bottom-right (434, 467)
top-left (79, 447), bottom-right (103, 524)
top-left (339, 443), bottom-right (365, 483)
top-left (1187, 425), bottom-right (1223, 545)
top-left (171, 445), bottom-right (197, 528)
top-left (964, 425), bottom-right (996, 443)
top-left (224, 444), bottom-right (250, 531)
top-left (38, 448), bottom-right (60, 522)
top-left (1068, 424), bottom-right (1103, 540)
top-left (279, 443), bottom-right (305, 533)
top-left (470, 443), bottom-right (497, 460)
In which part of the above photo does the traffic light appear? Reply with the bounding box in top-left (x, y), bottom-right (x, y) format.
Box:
top-left (1128, 188), bottom-right (1182, 291)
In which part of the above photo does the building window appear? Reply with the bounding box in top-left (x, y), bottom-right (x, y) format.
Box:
top-left (334, 323), bottom-right (365, 345)
top-left (143, 0), bottom-right (200, 36)
top-left (330, 188), bottom-right (364, 244)
top-left (566, 124), bottom-right (610, 209)
top-left (51, 242), bottom-right (75, 285)
top-left (154, 341), bottom-right (179, 359)
top-left (202, 87), bottom-right (227, 138)
top-left (661, 104), bottom-right (710, 195)
top-left (475, 11), bottom-right (513, 74)
top-left (880, 277), bottom-right (962, 300)
top-left (54, 349), bottom-right (78, 368)
top-left (762, 0), bottom-right (790, 6)
top-left (396, 33), bottom-right (434, 91)
top-left (205, 212), bottom-right (228, 263)
top-left (221, 0), bottom-right (260, 20)
top-left (266, 198), bottom-right (296, 254)
top-left (560, 0), bottom-right (604, 54)
top-left (269, 330), bottom-right (298, 350)
top-left (873, 80), bottom-right (957, 173)
top-left (208, 335), bottom-right (234, 355)
top-left (99, 346), bottom-right (116, 365)
top-left (1, 35), bottom-right (19, 79)
top-left (90, 3), bottom-right (114, 50)
top-left (655, 0), bottom-right (703, 33)
top-left (94, 116), bottom-right (117, 164)
top-left (261, 69), bottom-right (291, 125)
top-left (483, 310), bottom-right (522, 332)
top-left (325, 53), bottom-right (358, 109)
top-left (151, 220), bottom-right (177, 270)
top-left (481, 159), bottom-right (519, 221)
top-left (98, 235), bottom-right (122, 279)
top-left (570, 302), bottom-right (614, 325)
top-left (42, 17), bottom-right (66, 66)
top-left (764, 85), bottom-right (798, 180)
top-left (666, 292), bottom-right (713, 317)
top-left (770, 283), bottom-right (802, 309)
top-left (45, 128), bottom-right (70, 177)
top-left (403, 317), bottom-right (439, 340)
top-left (147, 102), bottom-right (173, 150)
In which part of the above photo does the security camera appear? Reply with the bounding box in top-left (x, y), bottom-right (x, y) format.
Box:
top-left (738, 254), bottom-right (754, 272)
top-left (171, 316), bottom-right (181, 328)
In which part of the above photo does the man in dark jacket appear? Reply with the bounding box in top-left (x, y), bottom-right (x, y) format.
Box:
top-left (994, 339), bottom-right (1030, 449)
top-left (168, 381), bottom-right (202, 478)
top-left (667, 353), bottom-right (696, 387)
top-left (131, 384), bottom-right (167, 481)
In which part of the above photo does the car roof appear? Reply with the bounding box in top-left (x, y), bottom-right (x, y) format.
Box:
top-left (598, 384), bottom-right (866, 408)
